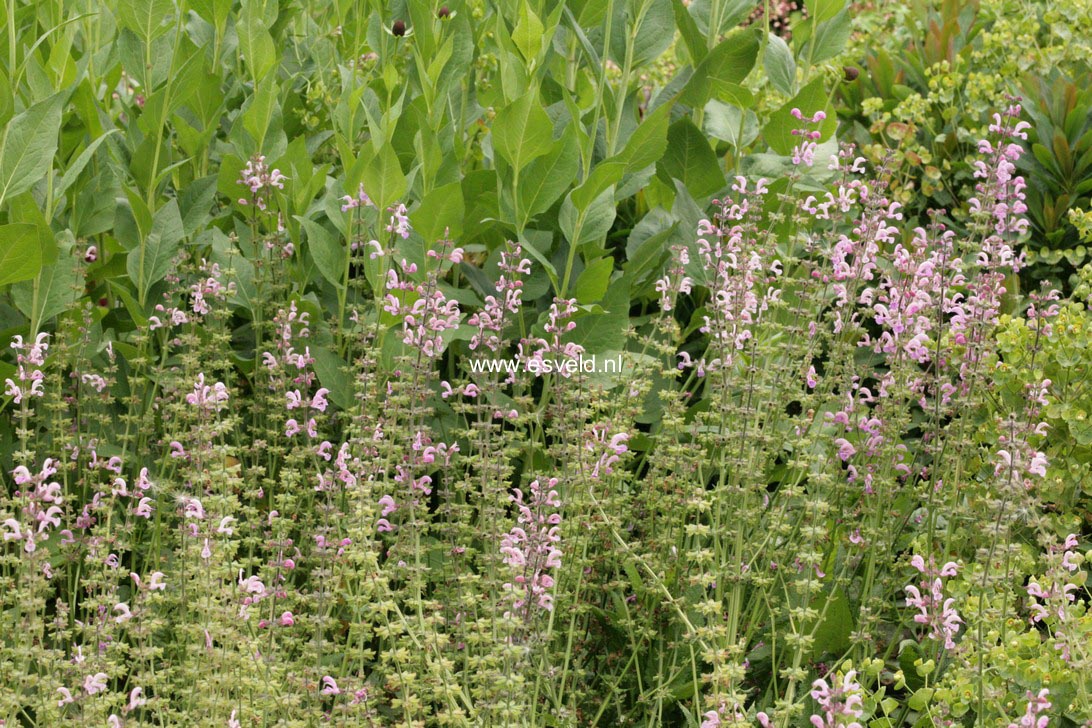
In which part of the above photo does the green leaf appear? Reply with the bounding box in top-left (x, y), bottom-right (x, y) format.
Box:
top-left (0, 67), bottom-right (12, 127)
top-left (513, 1), bottom-right (546, 62)
top-left (560, 186), bottom-right (617, 250)
top-left (116, 0), bottom-right (175, 42)
top-left (573, 256), bottom-right (614, 304)
top-left (811, 589), bottom-right (853, 656)
top-left (672, 0), bottom-right (707, 63)
top-left (659, 118), bottom-right (725, 199)
top-left (362, 145), bottom-right (407, 211)
top-left (5, 192), bottom-right (56, 264)
top-left (238, 0), bottom-right (277, 80)
top-left (804, 0), bottom-right (846, 23)
top-left (56, 130), bottom-right (119, 201)
top-left (311, 346), bottom-right (354, 410)
top-left (908, 688), bottom-right (934, 712)
top-left (765, 33), bottom-right (796, 96)
top-left (492, 91), bottom-right (553, 173)
top-left (242, 75), bottom-right (283, 158)
top-left (615, 102), bottom-right (672, 173)
top-left (0, 93), bottom-right (64, 206)
top-left (570, 277), bottom-right (630, 354)
top-left (710, 80), bottom-right (754, 108)
top-left (298, 217), bottom-right (344, 289)
top-left (762, 77), bottom-right (837, 155)
top-left (804, 10), bottom-right (851, 64)
top-left (518, 229), bottom-right (559, 289)
top-left (412, 182), bottom-right (465, 243)
top-left (679, 28), bottom-right (760, 107)
top-left (127, 200), bottom-right (184, 305)
top-left (704, 100), bottom-right (759, 147)
top-left (688, 0), bottom-right (755, 36)
top-left (612, 0), bottom-right (675, 68)
top-left (0, 224), bottom-right (43, 286)
top-left (570, 161), bottom-right (626, 212)
top-left (179, 175), bottom-right (219, 236)
top-left (13, 237), bottom-right (80, 325)
top-left (518, 127), bottom-right (580, 229)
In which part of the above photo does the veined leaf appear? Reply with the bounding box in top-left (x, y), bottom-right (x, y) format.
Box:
top-left (492, 91), bottom-right (553, 173)
top-left (362, 145), bottom-right (407, 211)
top-left (518, 127), bottom-right (580, 229)
top-left (0, 93), bottom-right (64, 206)
top-left (412, 182), bottom-right (465, 243)
top-left (658, 118), bottom-right (725, 199)
top-left (298, 217), bottom-right (345, 290)
top-left (127, 200), bottom-right (184, 305)
top-left (116, 0), bottom-right (175, 43)
top-left (0, 223), bottom-right (43, 287)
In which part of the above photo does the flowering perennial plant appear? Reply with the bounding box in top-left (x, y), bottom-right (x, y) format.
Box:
top-left (2, 97), bottom-right (1089, 728)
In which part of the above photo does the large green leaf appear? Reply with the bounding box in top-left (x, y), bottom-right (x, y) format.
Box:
top-left (615, 102), bottom-right (672, 173)
top-left (0, 93), bottom-right (64, 206)
top-left (362, 145), bottom-right (407, 211)
top-left (762, 77), bottom-right (837, 155)
top-left (56, 130), bottom-right (120, 202)
top-left (238, 0), bottom-right (278, 80)
top-left (6, 191), bottom-right (57, 265)
top-left (803, 10), bottom-right (852, 64)
top-left (127, 200), bottom-right (184, 305)
top-left (492, 91), bottom-right (553, 173)
top-left (611, 0), bottom-right (675, 68)
top-left (512, 1), bottom-right (546, 63)
top-left (518, 127), bottom-right (580, 229)
top-left (560, 186), bottom-right (617, 251)
top-left (570, 277), bottom-right (630, 354)
top-left (311, 346), bottom-right (354, 410)
top-left (804, 0), bottom-right (846, 23)
top-left (765, 33), bottom-right (796, 96)
top-left (116, 0), bottom-right (175, 43)
top-left (810, 589), bottom-right (853, 656)
top-left (570, 161), bottom-right (625, 212)
top-left (678, 28), bottom-right (760, 108)
top-left (298, 217), bottom-right (344, 289)
top-left (412, 182), bottom-right (466, 243)
top-left (0, 224), bottom-right (43, 287)
top-left (13, 236), bottom-right (80, 325)
top-left (658, 118), bottom-right (725, 199)
top-left (573, 256), bottom-right (614, 304)
top-left (671, 0), bottom-right (707, 64)
top-left (0, 66), bottom-right (12, 127)
top-left (704, 101), bottom-right (759, 148)
top-left (241, 75), bottom-right (284, 159)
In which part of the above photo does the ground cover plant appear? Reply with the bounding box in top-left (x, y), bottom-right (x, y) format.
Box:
top-left (1, 0), bottom-right (1090, 725)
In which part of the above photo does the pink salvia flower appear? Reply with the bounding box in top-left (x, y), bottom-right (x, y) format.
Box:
top-left (1007, 689), bottom-right (1051, 728)
top-left (809, 670), bottom-right (864, 728)
top-left (501, 478), bottom-right (563, 618)
top-left (905, 556), bottom-right (962, 649)
top-left (84, 672), bottom-right (108, 695)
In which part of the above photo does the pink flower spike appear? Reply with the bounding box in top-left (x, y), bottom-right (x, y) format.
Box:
top-left (834, 438), bottom-right (856, 462)
top-left (321, 676), bottom-right (341, 695)
top-left (126, 686), bottom-right (146, 712)
top-left (84, 672), bottom-right (108, 695)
